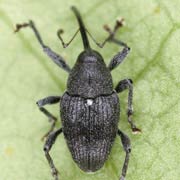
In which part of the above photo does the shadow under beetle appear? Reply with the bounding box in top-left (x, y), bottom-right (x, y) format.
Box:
top-left (15, 6), bottom-right (141, 180)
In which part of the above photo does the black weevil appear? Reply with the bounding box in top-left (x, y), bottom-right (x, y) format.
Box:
top-left (15, 6), bottom-right (141, 180)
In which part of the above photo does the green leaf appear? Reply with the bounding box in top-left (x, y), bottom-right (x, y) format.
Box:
top-left (0, 0), bottom-right (180, 180)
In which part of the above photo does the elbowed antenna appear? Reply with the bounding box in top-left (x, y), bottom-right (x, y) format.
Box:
top-left (71, 6), bottom-right (91, 51)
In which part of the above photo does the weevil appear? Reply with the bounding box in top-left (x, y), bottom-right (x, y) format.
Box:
top-left (15, 6), bottom-right (141, 180)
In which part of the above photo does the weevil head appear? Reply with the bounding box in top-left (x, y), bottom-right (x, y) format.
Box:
top-left (67, 7), bottom-right (113, 98)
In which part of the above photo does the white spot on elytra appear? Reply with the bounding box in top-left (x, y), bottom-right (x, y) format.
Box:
top-left (86, 99), bottom-right (93, 106)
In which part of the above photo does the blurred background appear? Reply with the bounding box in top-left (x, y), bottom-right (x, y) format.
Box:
top-left (0, 0), bottom-right (180, 180)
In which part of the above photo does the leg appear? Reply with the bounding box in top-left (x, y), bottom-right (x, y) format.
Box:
top-left (44, 128), bottom-right (62, 180)
top-left (108, 44), bottom-right (130, 71)
top-left (85, 18), bottom-right (126, 48)
top-left (115, 79), bottom-right (141, 133)
top-left (84, 20), bottom-right (130, 71)
top-left (102, 19), bottom-right (131, 71)
top-left (36, 96), bottom-right (61, 139)
top-left (14, 20), bottom-right (71, 73)
top-left (118, 129), bottom-right (131, 180)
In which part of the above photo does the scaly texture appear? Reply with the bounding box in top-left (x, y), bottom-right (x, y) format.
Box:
top-left (0, 0), bottom-right (180, 180)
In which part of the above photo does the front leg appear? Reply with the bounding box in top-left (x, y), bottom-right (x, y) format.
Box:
top-left (115, 79), bottom-right (141, 133)
top-left (15, 20), bottom-right (71, 73)
top-left (36, 96), bottom-right (61, 139)
top-left (108, 44), bottom-right (130, 71)
top-left (44, 128), bottom-right (62, 180)
top-left (102, 19), bottom-right (131, 71)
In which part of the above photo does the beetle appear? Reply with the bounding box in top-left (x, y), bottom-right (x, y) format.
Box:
top-left (15, 6), bottom-right (141, 180)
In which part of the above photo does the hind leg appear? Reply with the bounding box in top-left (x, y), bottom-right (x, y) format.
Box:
top-left (118, 129), bottom-right (131, 180)
top-left (44, 128), bottom-right (62, 180)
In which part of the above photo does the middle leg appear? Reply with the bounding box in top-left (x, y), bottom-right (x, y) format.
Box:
top-left (36, 96), bottom-right (61, 139)
top-left (115, 79), bottom-right (141, 133)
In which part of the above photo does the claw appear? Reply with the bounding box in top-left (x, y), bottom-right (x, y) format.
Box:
top-left (14, 23), bottom-right (29, 33)
top-left (116, 17), bottom-right (125, 27)
top-left (132, 127), bottom-right (142, 134)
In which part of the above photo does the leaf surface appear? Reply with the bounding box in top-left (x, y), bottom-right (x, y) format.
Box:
top-left (0, 0), bottom-right (180, 180)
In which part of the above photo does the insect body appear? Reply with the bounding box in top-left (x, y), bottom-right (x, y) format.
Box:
top-left (15, 6), bottom-right (141, 180)
top-left (62, 45), bottom-right (120, 172)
